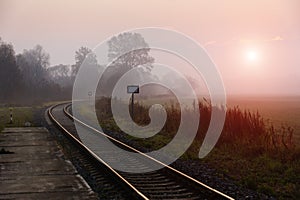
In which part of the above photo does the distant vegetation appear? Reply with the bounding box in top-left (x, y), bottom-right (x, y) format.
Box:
top-left (0, 38), bottom-right (93, 105)
top-left (0, 32), bottom-right (154, 105)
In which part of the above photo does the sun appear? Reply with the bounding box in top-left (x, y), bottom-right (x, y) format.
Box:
top-left (242, 47), bottom-right (264, 73)
top-left (246, 50), bottom-right (258, 62)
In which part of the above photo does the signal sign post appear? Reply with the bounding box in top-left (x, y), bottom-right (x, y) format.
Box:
top-left (88, 91), bottom-right (93, 104)
top-left (127, 85), bottom-right (139, 122)
top-left (9, 108), bottom-right (13, 124)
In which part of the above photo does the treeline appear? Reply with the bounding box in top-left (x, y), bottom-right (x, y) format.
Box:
top-left (0, 37), bottom-right (92, 105)
top-left (1, 32), bottom-right (153, 104)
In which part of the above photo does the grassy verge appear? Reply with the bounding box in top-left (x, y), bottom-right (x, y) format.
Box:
top-left (0, 101), bottom-right (71, 133)
top-left (0, 106), bottom-right (35, 132)
top-left (195, 146), bottom-right (300, 199)
top-left (95, 97), bottom-right (300, 199)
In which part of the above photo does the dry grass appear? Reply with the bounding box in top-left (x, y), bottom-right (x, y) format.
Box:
top-left (96, 96), bottom-right (300, 199)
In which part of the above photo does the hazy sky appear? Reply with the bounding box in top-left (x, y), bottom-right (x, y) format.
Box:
top-left (1, 0), bottom-right (300, 95)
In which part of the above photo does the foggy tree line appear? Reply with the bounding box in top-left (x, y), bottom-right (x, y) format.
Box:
top-left (1, 32), bottom-right (157, 104)
top-left (0, 37), bottom-right (92, 104)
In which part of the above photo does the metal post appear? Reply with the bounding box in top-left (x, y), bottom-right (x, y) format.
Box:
top-left (131, 93), bottom-right (134, 121)
top-left (127, 85), bottom-right (139, 132)
top-left (9, 108), bottom-right (13, 124)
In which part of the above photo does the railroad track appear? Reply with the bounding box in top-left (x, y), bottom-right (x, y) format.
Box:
top-left (48, 102), bottom-right (234, 200)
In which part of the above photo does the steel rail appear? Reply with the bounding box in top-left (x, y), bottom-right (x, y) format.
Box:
top-left (64, 103), bottom-right (234, 200)
top-left (48, 103), bottom-right (149, 200)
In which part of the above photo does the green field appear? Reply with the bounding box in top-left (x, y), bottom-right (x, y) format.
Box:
top-left (0, 107), bottom-right (34, 131)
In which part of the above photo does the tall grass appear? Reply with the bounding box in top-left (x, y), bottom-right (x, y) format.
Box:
top-left (221, 106), bottom-right (295, 154)
top-left (96, 97), bottom-right (296, 153)
top-left (96, 97), bottom-right (299, 198)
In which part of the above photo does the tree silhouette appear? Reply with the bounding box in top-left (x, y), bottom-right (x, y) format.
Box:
top-left (98, 32), bottom-right (155, 97)
top-left (16, 45), bottom-right (50, 91)
top-left (107, 32), bottom-right (154, 70)
top-left (72, 47), bottom-right (93, 77)
top-left (48, 64), bottom-right (72, 88)
top-left (0, 38), bottom-right (22, 102)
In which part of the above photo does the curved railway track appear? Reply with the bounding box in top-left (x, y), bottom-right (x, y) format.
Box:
top-left (48, 102), bottom-right (234, 200)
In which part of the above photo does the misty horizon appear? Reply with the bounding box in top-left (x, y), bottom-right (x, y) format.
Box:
top-left (1, 0), bottom-right (300, 96)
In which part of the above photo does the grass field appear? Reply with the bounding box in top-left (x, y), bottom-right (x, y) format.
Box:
top-left (0, 107), bottom-right (35, 132)
top-left (95, 95), bottom-right (300, 199)
top-left (0, 101), bottom-right (70, 132)
top-left (227, 96), bottom-right (300, 145)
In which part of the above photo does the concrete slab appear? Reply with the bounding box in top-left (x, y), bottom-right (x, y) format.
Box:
top-left (0, 127), bottom-right (98, 199)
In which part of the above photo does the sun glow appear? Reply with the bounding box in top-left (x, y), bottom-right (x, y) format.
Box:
top-left (246, 50), bottom-right (259, 62)
top-left (246, 51), bottom-right (258, 61)
top-left (241, 47), bottom-right (264, 73)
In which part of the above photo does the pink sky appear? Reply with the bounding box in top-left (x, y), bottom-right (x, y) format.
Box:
top-left (1, 0), bottom-right (300, 95)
